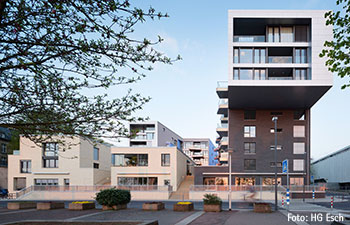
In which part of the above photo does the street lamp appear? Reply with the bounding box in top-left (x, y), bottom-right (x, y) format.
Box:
top-left (228, 148), bottom-right (233, 211)
top-left (272, 116), bottom-right (278, 211)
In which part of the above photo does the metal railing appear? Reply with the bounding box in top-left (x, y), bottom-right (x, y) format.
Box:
top-left (189, 185), bottom-right (325, 193)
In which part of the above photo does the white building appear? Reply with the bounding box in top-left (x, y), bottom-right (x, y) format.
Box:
top-left (8, 136), bottom-right (111, 193)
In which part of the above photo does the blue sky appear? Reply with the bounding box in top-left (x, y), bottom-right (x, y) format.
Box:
top-left (110, 0), bottom-right (350, 160)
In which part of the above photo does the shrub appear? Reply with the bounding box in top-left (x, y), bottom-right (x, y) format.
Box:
top-left (203, 194), bottom-right (222, 205)
top-left (95, 188), bottom-right (131, 207)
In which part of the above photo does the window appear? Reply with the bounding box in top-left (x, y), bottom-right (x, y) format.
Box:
top-left (280, 27), bottom-right (293, 42)
top-left (1, 143), bottom-right (6, 153)
top-left (146, 133), bottom-right (154, 140)
top-left (270, 128), bottom-right (283, 133)
top-left (295, 48), bottom-right (307, 63)
top-left (164, 179), bottom-right (171, 186)
top-left (295, 26), bottom-right (308, 42)
top-left (233, 69), bottom-right (239, 80)
top-left (93, 163), bottom-right (99, 169)
top-left (268, 27), bottom-right (280, 42)
top-left (254, 69), bottom-right (266, 80)
top-left (240, 69), bottom-right (253, 80)
top-left (235, 177), bottom-right (255, 185)
top-left (293, 159), bottom-right (304, 171)
top-left (290, 177), bottom-right (304, 185)
top-left (293, 142), bottom-right (305, 154)
top-left (112, 154), bottom-right (148, 167)
top-left (203, 177), bottom-right (228, 185)
top-left (64, 179), bottom-right (70, 186)
top-left (254, 48), bottom-right (266, 63)
top-left (233, 48), bottom-right (239, 63)
top-left (161, 154), bottom-right (170, 166)
top-left (262, 177), bottom-right (281, 186)
top-left (43, 142), bottom-right (59, 168)
top-left (244, 159), bottom-right (256, 170)
top-left (118, 177), bottom-right (158, 185)
top-left (270, 145), bottom-right (282, 151)
top-left (294, 110), bottom-right (306, 120)
top-left (240, 48), bottom-right (253, 63)
top-left (244, 142), bottom-right (256, 154)
top-left (20, 160), bottom-right (31, 173)
top-left (93, 147), bottom-right (99, 161)
top-left (244, 126), bottom-right (256, 138)
top-left (295, 69), bottom-right (308, 80)
top-left (244, 110), bottom-right (256, 120)
top-left (270, 162), bottom-right (282, 167)
top-left (34, 179), bottom-right (58, 186)
top-left (1, 156), bottom-right (7, 166)
top-left (293, 125), bottom-right (305, 137)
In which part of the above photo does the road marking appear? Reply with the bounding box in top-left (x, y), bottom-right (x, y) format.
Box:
top-left (174, 211), bottom-right (204, 225)
top-left (0, 209), bottom-right (37, 215)
top-left (64, 211), bottom-right (108, 221)
top-left (280, 209), bottom-right (309, 225)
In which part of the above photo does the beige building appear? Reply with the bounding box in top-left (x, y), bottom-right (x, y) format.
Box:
top-left (8, 136), bottom-right (111, 193)
top-left (111, 146), bottom-right (194, 191)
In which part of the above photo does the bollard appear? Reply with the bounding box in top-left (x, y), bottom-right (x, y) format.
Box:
top-left (286, 188), bottom-right (290, 205)
top-left (282, 196), bottom-right (284, 207)
top-left (312, 189), bottom-right (315, 200)
top-left (331, 196), bottom-right (334, 209)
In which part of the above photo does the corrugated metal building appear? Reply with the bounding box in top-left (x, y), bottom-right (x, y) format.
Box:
top-left (312, 145), bottom-right (350, 189)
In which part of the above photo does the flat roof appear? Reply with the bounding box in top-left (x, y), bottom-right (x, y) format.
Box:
top-left (312, 145), bottom-right (350, 165)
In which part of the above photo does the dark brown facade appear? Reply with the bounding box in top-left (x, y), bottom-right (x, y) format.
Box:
top-left (194, 109), bottom-right (310, 186)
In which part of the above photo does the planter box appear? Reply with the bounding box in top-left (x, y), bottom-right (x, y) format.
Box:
top-left (142, 202), bottom-right (165, 211)
top-left (173, 203), bottom-right (194, 212)
top-left (204, 204), bottom-right (222, 212)
top-left (68, 202), bottom-right (95, 210)
top-left (102, 204), bottom-right (127, 210)
top-left (254, 202), bottom-right (272, 213)
top-left (7, 202), bottom-right (36, 210)
top-left (37, 202), bottom-right (65, 210)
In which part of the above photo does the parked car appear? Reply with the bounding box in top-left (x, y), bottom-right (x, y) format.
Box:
top-left (0, 188), bottom-right (8, 198)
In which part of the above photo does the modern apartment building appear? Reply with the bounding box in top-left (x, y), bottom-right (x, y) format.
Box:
top-left (195, 10), bottom-right (333, 186)
top-left (8, 136), bottom-right (111, 193)
top-left (129, 121), bottom-right (183, 148)
top-left (183, 138), bottom-right (217, 166)
top-left (111, 146), bottom-right (195, 191)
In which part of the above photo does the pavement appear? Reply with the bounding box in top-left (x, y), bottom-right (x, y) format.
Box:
top-left (0, 198), bottom-right (349, 225)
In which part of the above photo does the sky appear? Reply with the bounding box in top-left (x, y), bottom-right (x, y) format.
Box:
top-left (108, 0), bottom-right (350, 161)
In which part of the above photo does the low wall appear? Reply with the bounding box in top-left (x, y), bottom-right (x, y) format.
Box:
top-left (20, 191), bottom-right (171, 201)
top-left (189, 191), bottom-right (284, 201)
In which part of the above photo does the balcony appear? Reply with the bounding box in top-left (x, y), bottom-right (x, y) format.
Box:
top-left (216, 81), bottom-right (228, 98)
top-left (220, 115), bottom-right (228, 122)
top-left (217, 99), bottom-right (228, 115)
top-left (219, 152), bottom-right (229, 162)
top-left (268, 56), bottom-right (293, 64)
top-left (192, 153), bottom-right (204, 158)
top-left (216, 123), bottom-right (228, 136)
top-left (220, 137), bottom-right (228, 146)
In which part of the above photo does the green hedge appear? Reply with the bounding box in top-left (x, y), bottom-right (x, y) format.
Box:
top-left (95, 188), bottom-right (131, 207)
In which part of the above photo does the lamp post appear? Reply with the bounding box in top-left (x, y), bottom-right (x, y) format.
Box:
top-left (272, 116), bottom-right (278, 211)
top-left (228, 149), bottom-right (233, 211)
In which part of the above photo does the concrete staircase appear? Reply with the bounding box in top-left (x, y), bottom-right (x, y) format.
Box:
top-left (169, 176), bottom-right (194, 200)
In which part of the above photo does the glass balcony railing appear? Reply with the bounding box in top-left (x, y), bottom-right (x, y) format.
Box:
top-left (233, 35), bottom-right (265, 42)
top-left (221, 137), bottom-right (228, 142)
top-left (268, 56), bottom-right (293, 64)
top-left (268, 76), bottom-right (294, 80)
top-left (217, 81), bottom-right (228, 89)
top-left (217, 123), bottom-right (228, 129)
top-left (218, 99), bottom-right (228, 106)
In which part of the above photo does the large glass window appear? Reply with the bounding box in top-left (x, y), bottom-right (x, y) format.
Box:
top-left (244, 142), bottom-right (256, 154)
top-left (262, 177), bottom-right (282, 186)
top-left (254, 48), bottom-right (266, 63)
top-left (295, 26), bottom-right (308, 42)
top-left (244, 126), bottom-right (256, 138)
top-left (295, 69), bottom-right (308, 80)
top-left (112, 154), bottom-right (148, 167)
top-left (235, 177), bottom-right (255, 185)
top-left (20, 160), bottom-right (31, 173)
top-left (290, 177), bottom-right (304, 185)
top-left (118, 177), bottom-right (158, 185)
top-left (146, 133), bottom-right (154, 140)
top-left (295, 48), bottom-right (307, 63)
top-left (280, 27), bottom-right (293, 42)
top-left (240, 69), bottom-right (253, 80)
top-left (293, 159), bottom-right (304, 171)
top-left (233, 69), bottom-right (239, 80)
top-left (244, 159), bottom-right (256, 170)
top-left (254, 69), bottom-right (266, 80)
top-left (240, 48), bottom-right (253, 63)
top-left (203, 177), bottom-right (228, 185)
top-left (234, 48), bottom-right (239, 63)
top-left (93, 147), bottom-right (99, 161)
top-left (161, 153), bottom-right (170, 166)
top-left (42, 142), bottom-right (59, 168)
